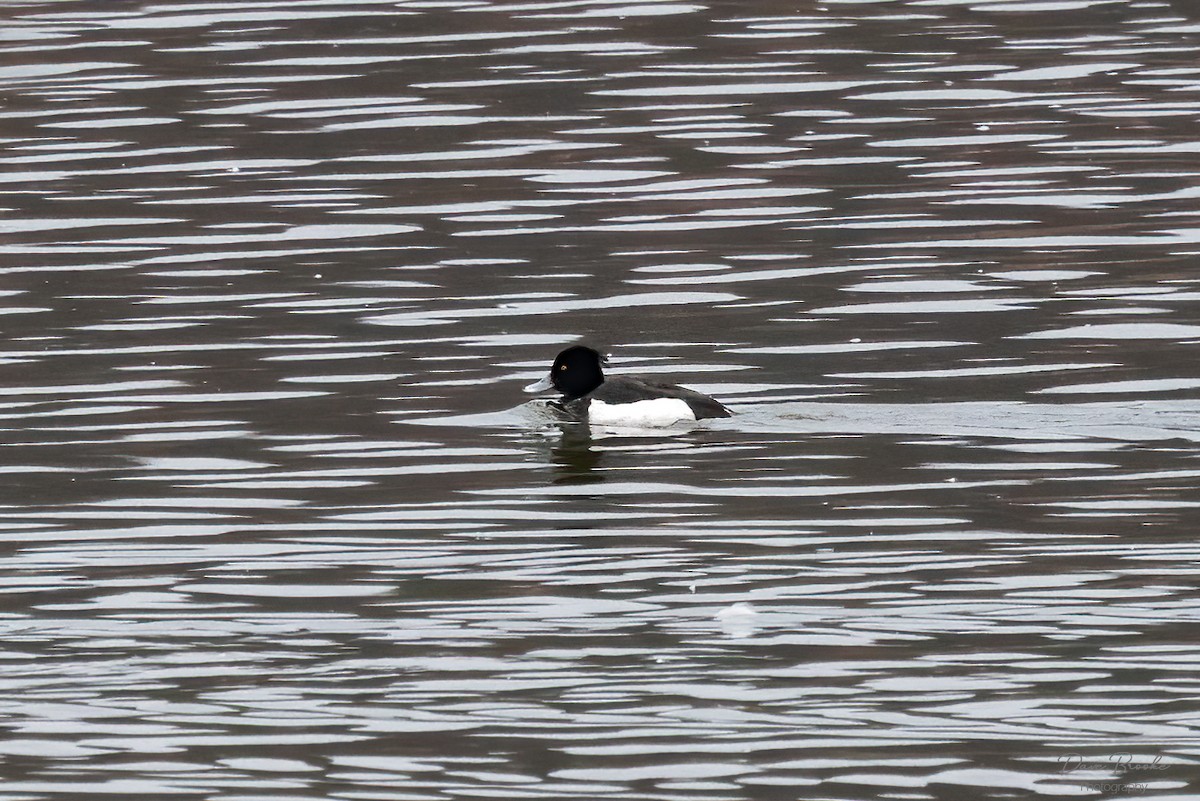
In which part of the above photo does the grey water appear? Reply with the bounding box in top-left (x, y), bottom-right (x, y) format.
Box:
top-left (2, 0), bottom-right (1200, 798)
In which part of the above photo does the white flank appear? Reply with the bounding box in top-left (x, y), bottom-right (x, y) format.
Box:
top-left (588, 398), bottom-right (694, 427)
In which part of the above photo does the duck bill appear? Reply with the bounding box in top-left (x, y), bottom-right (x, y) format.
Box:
top-left (524, 374), bottom-right (554, 394)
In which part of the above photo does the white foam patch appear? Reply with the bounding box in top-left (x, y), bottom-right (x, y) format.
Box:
top-left (588, 398), bottom-right (695, 427)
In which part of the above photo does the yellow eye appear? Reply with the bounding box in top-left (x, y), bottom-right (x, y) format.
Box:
top-left (559, 364), bottom-right (568, 370)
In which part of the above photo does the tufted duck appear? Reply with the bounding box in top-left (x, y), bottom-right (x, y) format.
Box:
top-left (525, 345), bottom-right (731, 425)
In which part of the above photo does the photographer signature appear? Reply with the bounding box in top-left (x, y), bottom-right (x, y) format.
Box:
top-left (1059, 753), bottom-right (1167, 774)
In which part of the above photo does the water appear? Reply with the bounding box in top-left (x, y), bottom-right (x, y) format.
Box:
top-left (2, 0), bottom-right (1200, 797)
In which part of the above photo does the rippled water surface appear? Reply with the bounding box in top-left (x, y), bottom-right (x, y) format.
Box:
top-left (4, 0), bottom-right (1200, 798)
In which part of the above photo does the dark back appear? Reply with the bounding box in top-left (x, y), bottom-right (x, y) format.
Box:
top-left (593, 376), bottom-right (732, 419)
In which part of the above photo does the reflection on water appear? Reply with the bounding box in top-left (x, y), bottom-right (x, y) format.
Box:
top-left (2, 0), bottom-right (1200, 797)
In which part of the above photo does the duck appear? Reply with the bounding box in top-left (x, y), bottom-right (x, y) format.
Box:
top-left (525, 345), bottom-right (731, 425)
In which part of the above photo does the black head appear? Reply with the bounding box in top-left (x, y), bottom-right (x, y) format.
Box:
top-left (549, 345), bottom-right (605, 400)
